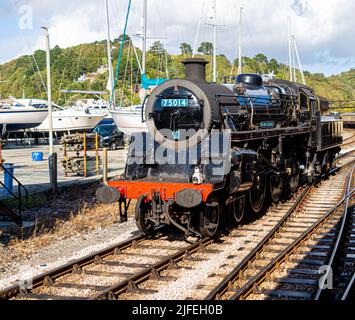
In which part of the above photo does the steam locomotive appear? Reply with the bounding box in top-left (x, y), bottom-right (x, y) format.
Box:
top-left (96, 58), bottom-right (343, 238)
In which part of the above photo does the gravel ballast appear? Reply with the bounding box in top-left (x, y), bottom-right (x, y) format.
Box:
top-left (0, 218), bottom-right (140, 290)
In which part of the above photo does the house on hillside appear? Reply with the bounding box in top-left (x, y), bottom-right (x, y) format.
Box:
top-left (75, 65), bottom-right (109, 83)
top-left (97, 65), bottom-right (109, 74)
top-left (76, 74), bottom-right (87, 83)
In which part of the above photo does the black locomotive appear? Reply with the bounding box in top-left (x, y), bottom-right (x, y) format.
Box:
top-left (97, 58), bottom-right (343, 238)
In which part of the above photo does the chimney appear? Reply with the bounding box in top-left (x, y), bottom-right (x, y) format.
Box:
top-left (182, 58), bottom-right (209, 82)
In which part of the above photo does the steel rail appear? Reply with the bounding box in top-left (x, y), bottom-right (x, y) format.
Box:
top-left (228, 163), bottom-right (354, 300)
top-left (315, 165), bottom-right (354, 299)
top-left (341, 140), bottom-right (355, 147)
top-left (92, 237), bottom-right (213, 300)
top-left (342, 134), bottom-right (355, 142)
top-left (0, 233), bottom-right (213, 301)
top-left (204, 184), bottom-right (312, 300)
top-left (0, 234), bottom-right (146, 300)
top-left (335, 149), bottom-right (355, 162)
top-left (205, 160), bottom-right (353, 300)
top-left (341, 273), bottom-right (355, 300)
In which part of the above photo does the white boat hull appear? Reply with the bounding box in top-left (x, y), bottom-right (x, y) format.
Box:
top-left (0, 109), bottom-right (48, 132)
top-left (111, 109), bottom-right (147, 136)
top-left (32, 111), bottom-right (104, 133)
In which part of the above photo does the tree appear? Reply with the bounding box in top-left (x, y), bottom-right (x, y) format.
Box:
top-left (198, 42), bottom-right (213, 55)
top-left (267, 58), bottom-right (279, 73)
top-left (180, 42), bottom-right (192, 56)
top-left (149, 41), bottom-right (164, 55)
top-left (313, 73), bottom-right (325, 80)
top-left (254, 53), bottom-right (268, 64)
top-left (33, 50), bottom-right (46, 71)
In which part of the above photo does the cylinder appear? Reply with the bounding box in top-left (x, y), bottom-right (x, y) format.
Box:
top-left (103, 148), bottom-right (108, 184)
top-left (48, 153), bottom-right (58, 193)
top-left (182, 58), bottom-right (208, 82)
top-left (3, 163), bottom-right (14, 194)
top-left (236, 74), bottom-right (263, 88)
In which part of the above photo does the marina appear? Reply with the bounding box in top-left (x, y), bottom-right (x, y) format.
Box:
top-left (0, 0), bottom-right (354, 310)
top-left (0, 144), bottom-right (125, 199)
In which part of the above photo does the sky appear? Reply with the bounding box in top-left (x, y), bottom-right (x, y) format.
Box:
top-left (0, 0), bottom-right (354, 76)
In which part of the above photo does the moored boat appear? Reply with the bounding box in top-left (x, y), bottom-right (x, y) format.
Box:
top-left (0, 98), bottom-right (50, 134)
top-left (31, 105), bottom-right (104, 134)
top-left (110, 105), bottom-right (147, 136)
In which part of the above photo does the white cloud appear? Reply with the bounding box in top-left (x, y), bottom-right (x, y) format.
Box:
top-left (2, 0), bottom-right (355, 75)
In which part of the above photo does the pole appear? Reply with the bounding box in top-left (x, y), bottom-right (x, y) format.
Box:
top-left (192, 9), bottom-right (203, 57)
top-left (238, 7), bottom-right (243, 75)
top-left (293, 36), bottom-right (306, 85)
top-left (292, 39), bottom-right (297, 82)
top-left (83, 133), bottom-right (87, 177)
top-left (103, 148), bottom-right (108, 184)
top-left (49, 153), bottom-right (58, 194)
top-left (142, 0), bottom-right (147, 75)
top-left (287, 18), bottom-right (293, 82)
top-left (105, 0), bottom-right (115, 107)
top-left (42, 27), bottom-right (54, 155)
top-left (95, 132), bottom-right (99, 175)
top-left (212, 0), bottom-right (217, 82)
top-left (139, 0), bottom-right (148, 102)
top-left (0, 138), bottom-right (2, 165)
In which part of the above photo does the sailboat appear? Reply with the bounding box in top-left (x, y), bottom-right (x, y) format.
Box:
top-left (0, 98), bottom-right (50, 134)
top-left (108, 0), bottom-right (166, 136)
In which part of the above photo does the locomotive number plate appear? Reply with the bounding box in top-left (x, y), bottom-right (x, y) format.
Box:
top-left (161, 99), bottom-right (189, 107)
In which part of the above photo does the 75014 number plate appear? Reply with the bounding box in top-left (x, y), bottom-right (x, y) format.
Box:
top-left (161, 99), bottom-right (189, 107)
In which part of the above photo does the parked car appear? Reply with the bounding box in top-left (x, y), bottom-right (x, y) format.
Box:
top-left (93, 123), bottom-right (124, 150)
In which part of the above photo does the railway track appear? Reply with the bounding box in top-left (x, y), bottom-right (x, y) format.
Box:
top-left (316, 178), bottom-right (355, 300)
top-left (343, 133), bottom-right (355, 142)
top-left (0, 154), bottom-right (353, 301)
top-left (341, 133), bottom-right (355, 148)
top-left (205, 162), bottom-right (354, 300)
top-left (0, 185), bottom-right (316, 300)
top-left (0, 232), bottom-right (209, 300)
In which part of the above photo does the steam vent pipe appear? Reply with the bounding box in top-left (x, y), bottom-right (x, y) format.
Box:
top-left (182, 58), bottom-right (209, 82)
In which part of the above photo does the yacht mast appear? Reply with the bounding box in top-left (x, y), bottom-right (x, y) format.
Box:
top-left (192, 2), bottom-right (204, 58)
top-left (292, 39), bottom-right (297, 82)
top-left (293, 35), bottom-right (306, 85)
top-left (288, 17), bottom-right (293, 82)
top-left (212, 0), bottom-right (217, 82)
top-left (237, 7), bottom-right (243, 75)
top-left (142, 0), bottom-right (147, 75)
top-left (105, 0), bottom-right (115, 107)
top-left (138, 0), bottom-right (148, 102)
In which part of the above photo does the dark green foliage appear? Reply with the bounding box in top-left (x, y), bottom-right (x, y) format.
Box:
top-left (149, 41), bottom-right (165, 55)
top-left (267, 58), bottom-right (279, 73)
top-left (255, 53), bottom-right (268, 64)
top-left (180, 42), bottom-right (193, 56)
top-left (198, 42), bottom-right (213, 55)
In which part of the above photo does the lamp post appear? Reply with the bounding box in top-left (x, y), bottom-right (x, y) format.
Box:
top-left (42, 27), bottom-right (54, 154)
top-left (42, 26), bottom-right (57, 192)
